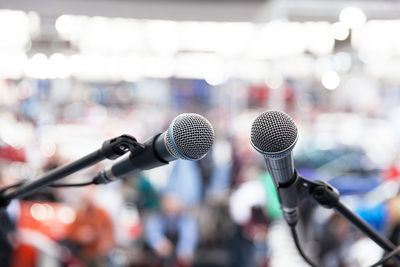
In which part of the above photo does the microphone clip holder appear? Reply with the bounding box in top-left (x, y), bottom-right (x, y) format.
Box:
top-left (290, 172), bottom-right (400, 262)
top-left (101, 134), bottom-right (145, 160)
top-left (297, 177), bottom-right (340, 209)
top-left (276, 175), bottom-right (341, 226)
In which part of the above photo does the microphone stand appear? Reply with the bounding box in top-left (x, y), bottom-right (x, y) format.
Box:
top-left (290, 172), bottom-right (400, 263)
top-left (0, 135), bottom-right (144, 208)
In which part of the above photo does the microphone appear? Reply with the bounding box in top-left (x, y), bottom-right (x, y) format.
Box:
top-left (93, 113), bottom-right (215, 184)
top-left (250, 111), bottom-right (400, 267)
top-left (250, 110), bottom-right (299, 225)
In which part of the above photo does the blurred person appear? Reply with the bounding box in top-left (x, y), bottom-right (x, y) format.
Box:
top-left (353, 193), bottom-right (400, 267)
top-left (66, 186), bottom-right (115, 267)
top-left (0, 170), bottom-right (19, 267)
top-left (0, 204), bottom-right (18, 267)
top-left (196, 153), bottom-right (214, 200)
top-left (229, 164), bottom-right (281, 267)
top-left (230, 135), bottom-right (258, 187)
top-left (165, 160), bottom-right (202, 207)
top-left (145, 193), bottom-right (198, 267)
top-left (206, 137), bottom-right (232, 200)
top-left (128, 174), bottom-right (160, 213)
top-left (316, 191), bottom-right (400, 267)
top-left (314, 213), bottom-right (352, 267)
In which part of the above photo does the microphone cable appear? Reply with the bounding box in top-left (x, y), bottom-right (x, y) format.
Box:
top-left (49, 181), bottom-right (94, 187)
top-left (289, 225), bottom-right (318, 267)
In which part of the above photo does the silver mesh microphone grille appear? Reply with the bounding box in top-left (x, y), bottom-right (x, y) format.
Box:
top-left (164, 113), bottom-right (215, 160)
top-left (250, 110), bottom-right (298, 156)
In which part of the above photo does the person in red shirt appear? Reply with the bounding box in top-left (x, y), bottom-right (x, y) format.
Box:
top-left (67, 187), bottom-right (115, 267)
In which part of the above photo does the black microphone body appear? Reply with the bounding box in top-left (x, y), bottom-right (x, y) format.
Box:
top-left (251, 110), bottom-right (299, 225)
top-left (96, 133), bottom-right (171, 183)
top-left (94, 113), bottom-right (215, 184)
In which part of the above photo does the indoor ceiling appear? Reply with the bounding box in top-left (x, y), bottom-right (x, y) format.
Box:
top-left (1, 0), bottom-right (400, 23)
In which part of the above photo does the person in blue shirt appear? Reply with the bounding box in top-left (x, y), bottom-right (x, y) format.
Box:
top-left (165, 160), bottom-right (203, 207)
top-left (145, 193), bottom-right (198, 266)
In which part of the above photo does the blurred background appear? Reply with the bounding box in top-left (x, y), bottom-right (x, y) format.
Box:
top-left (0, 0), bottom-right (400, 266)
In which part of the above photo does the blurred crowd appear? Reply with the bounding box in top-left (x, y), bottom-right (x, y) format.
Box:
top-left (1, 75), bottom-right (400, 267)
